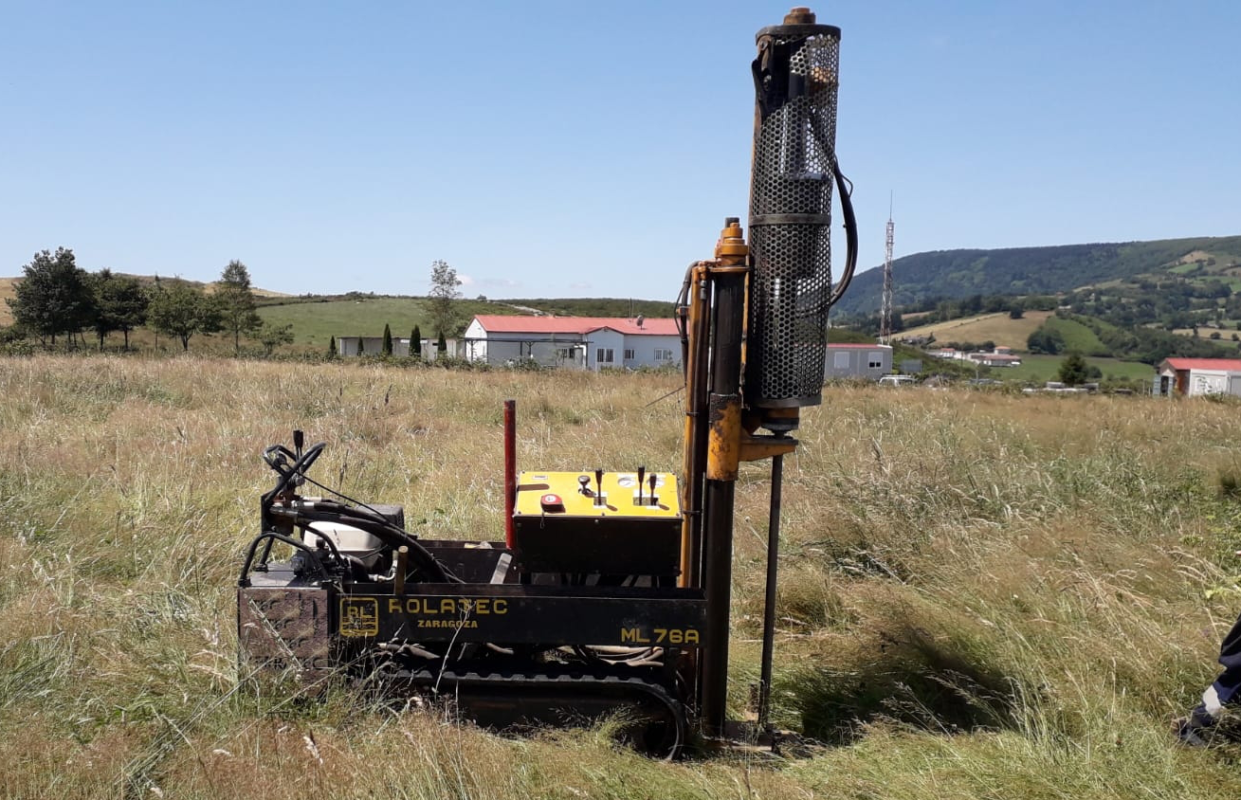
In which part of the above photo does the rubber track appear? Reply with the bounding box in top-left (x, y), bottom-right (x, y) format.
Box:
top-left (385, 663), bottom-right (687, 757)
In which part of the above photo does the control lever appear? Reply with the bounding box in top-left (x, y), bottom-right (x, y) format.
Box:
top-left (578, 475), bottom-right (591, 496)
top-left (292, 430), bottom-right (306, 487)
top-left (637, 465), bottom-right (646, 505)
top-left (648, 473), bottom-right (658, 505)
top-left (594, 469), bottom-right (604, 507)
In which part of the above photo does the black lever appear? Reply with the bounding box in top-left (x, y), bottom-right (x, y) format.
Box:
top-left (637, 466), bottom-right (646, 505)
top-left (293, 430), bottom-right (304, 459)
top-left (648, 473), bottom-right (658, 503)
top-left (594, 469), bottom-right (604, 506)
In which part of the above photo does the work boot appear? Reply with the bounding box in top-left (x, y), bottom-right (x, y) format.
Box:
top-left (1174, 704), bottom-right (1240, 747)
top-left (1174, 713), bottom-right (1212, 747)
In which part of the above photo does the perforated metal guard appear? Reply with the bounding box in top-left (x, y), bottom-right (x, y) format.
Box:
top-left (747, 27), bottom-right (840, 408)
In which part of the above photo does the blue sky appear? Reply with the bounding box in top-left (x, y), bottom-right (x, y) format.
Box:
top-left (2, 1), bottom-right (1238, 301)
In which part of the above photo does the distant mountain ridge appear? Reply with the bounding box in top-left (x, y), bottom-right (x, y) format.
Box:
top-left (835, 235), bottom-right (1241, 315)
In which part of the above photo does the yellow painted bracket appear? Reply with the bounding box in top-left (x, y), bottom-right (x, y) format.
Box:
top-left (739, 433), bottom-right (798, 462)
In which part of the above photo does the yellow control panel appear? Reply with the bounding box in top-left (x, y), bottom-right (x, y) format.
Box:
top-left (511, 470), bottom-right (682, 576)
top-left (513, 471), bottom-right (681, 520)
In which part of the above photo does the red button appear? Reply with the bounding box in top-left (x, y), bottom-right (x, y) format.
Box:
top-left (540, 493), bottom-right (564, 509)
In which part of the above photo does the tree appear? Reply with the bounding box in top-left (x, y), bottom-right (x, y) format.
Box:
top-left (7, 248), bottom-right (95, 346)
top-left (1009, 303), bottom-right (1025, 320)
top-left (356, 337), bottom-right (364, 356)
top-left (91, 269), bottom-right (148, 350)
top-left (1027, 326), bottom-right (1066, 355)
top-left (1057, 352), bottom-right (1090, 386)
top-left (382, 323), bottom-right (393, 356)
top-left (216, 260), bottom-right (262, 355)
top-left (428, 260), bottom-right (462, 339)
top-left (328, 335), bottom-right (337, 358)
top-left (147, 281), bottom-right (223, 351)
top-left (257, 321), bottom-right (294, 355)
top-left (437, 331), bottom-right (447, 354)
top-left (411, 325), bottom-right (422, 359)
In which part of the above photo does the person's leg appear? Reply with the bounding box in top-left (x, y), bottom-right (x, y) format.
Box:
top-left (1178, 611), bottom-right (1241, 744)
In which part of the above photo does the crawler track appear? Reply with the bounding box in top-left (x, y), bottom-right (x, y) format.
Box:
top-left (379, 663), bottom-right (688, 758)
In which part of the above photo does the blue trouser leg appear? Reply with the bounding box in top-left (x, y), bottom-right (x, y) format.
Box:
top-left (1202, 610), bottom-right (1241, 717)
top-left (1190, 610), bottom-right (1241, 729)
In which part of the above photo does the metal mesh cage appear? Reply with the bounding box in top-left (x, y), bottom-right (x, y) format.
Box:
top-left (746, 25), bottom-right (840, 408)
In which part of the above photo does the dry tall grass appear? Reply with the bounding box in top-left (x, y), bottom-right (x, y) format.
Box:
top-left (2, 355), bottom-right (1241, 798)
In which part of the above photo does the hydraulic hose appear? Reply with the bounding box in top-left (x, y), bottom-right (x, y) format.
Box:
top-left (827, 160), bottom-right (859, 308)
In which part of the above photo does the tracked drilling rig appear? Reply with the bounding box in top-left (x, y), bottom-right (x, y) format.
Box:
top-left (238, 7), bottom-right (857, 756)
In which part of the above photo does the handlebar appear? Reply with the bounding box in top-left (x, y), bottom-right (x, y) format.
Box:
top-left (261, 441), bottom-right (326, 508)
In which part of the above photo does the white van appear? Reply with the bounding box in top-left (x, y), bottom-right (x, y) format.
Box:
top-left (877, 375), bottom-right (915, 387)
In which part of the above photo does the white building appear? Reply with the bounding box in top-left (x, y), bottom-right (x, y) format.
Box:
top-left (825, 343), bottom-right (893, 380)
top-left (463, 315), bottom-right (680, 371)
top-left (929, 345), bottom-right (1021, 367)
top-left (1156, 358), bottom-right (1241, 397)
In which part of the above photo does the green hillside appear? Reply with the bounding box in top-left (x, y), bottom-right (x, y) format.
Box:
top-left (504, 298), bottom-right (676, 318)
top-left (1039, 316), bottom-right (1108, 356)
top-left (899, 310), bottom-right (1052, 349)
top-left (1004, 355), bottom-right (1154, 382)
top-left (256, 295), bottom-right (675, 350)
top-left (836, 235), bottom-right (1241, 315)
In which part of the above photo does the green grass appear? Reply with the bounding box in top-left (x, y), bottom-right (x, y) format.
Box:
top-left (1004, 353), bottom-right (1155, 382)
top-left (1039, 316), bottom-right (1109, 356)
top-left (256, 295), bottom-right (675, 350)
top-left (258, 297), bottom-right (431, 348)
top-left (256, 297), bottom-right (516, 348)
top-left (898, 310), bottom-right (1051, 349)
top-left (7, 356), bottom-right (1241, 798)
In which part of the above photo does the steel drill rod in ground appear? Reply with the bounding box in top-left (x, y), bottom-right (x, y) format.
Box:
top-left (757, 453), bottom-right (784, 730)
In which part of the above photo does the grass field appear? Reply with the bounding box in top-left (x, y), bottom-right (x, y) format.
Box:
top-left (898, 310), bottom-right (1052, 349)
top-left (1000, 353), bottom-right (1156, 382)
top-left (1037, 315), bottom-right (1109, 356)
top-left (5, 355), bottom-right (1241, 798)
top-left (257, 297), bottom-right (442, 350)
top-left (256, 296), bottom-right (518, 351)
top-left (254, 296), bottom-right (665, 351)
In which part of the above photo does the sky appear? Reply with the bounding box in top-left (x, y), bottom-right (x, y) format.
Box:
top-left (2, 1), bottom-right (1239, 302)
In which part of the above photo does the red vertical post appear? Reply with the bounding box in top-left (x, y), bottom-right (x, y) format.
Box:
top-left (503, 399), bottom-right (517, 549)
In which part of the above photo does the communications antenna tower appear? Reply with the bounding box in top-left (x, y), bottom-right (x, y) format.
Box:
top-left (879, 193), bottom-right (895, 344)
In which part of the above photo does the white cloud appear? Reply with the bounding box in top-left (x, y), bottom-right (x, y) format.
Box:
top-left (474, 278), bottom-right (523, 289)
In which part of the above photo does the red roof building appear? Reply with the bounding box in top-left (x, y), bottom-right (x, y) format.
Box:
top-left (1159, 358), bottom-right (1241, 372)
top-left (464, 315), bottom-right (681, 370)
top-left (469, 315), bottom-right (679, 336)
top-left (1157, 358), bottom-right (1241, 397)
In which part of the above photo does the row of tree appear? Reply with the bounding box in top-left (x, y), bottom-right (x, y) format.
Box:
top-left (5, 248), bottom-right (292, 353)
top-left (326, 324), bottom-right (448, 358)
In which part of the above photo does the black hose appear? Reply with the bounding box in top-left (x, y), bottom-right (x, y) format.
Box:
top-left (675, 262), bottom-right (696, 381)
top-left (827, 159), bottom-right (859, 309)
top-left (238, 531), bottom-right (343, 586)
top-left (801, 108), bottom-right (859, 310)
top-left (285, 507), bottom-right (460, 583)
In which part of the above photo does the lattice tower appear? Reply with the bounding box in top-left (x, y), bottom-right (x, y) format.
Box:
top-left (880, 199), bottom-right (895, 344)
